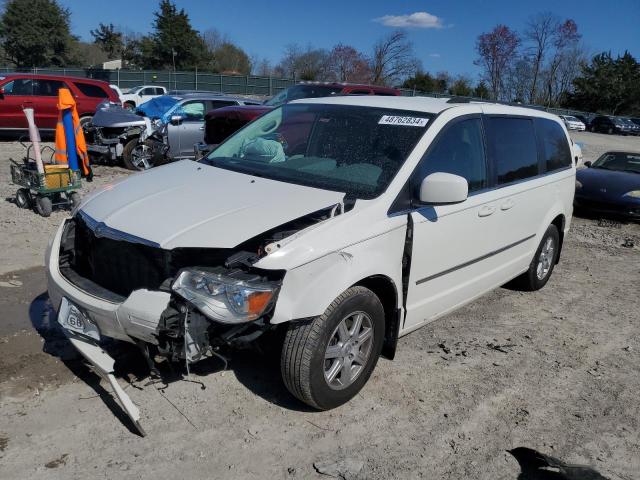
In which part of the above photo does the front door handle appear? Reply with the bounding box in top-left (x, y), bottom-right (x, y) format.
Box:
top-left (478, 205), bottom-right (496, 217)
top-left (500, 199), bottom-right (515, 211)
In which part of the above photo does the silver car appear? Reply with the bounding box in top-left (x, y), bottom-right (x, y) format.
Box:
top-left (127, 93), bottom-right (261, 170)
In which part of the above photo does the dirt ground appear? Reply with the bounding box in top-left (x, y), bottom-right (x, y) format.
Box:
top-left (0, 132), bottom-right (639, 479)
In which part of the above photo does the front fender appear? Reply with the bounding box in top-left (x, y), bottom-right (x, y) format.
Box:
top-left (270, 226), bottom-right (406, 324)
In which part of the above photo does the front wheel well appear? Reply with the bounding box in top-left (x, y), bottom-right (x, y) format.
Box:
top-left (353, 275), bottom-right (400, 360)
top-left (551, 214), bottom-right (566, 264)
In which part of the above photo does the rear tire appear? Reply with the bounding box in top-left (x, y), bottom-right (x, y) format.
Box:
top-left (281, 286), bottom-right (385, 410)
top-left (124, 101), bottom-right (135, 111)
top-left (15, 188), bottom-right (31, 209)
top-left (35, 195), bottom-right (53, 217)
top-left (516, 224), bottom-right (560, 291)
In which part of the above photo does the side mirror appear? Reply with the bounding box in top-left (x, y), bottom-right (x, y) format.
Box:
top-left (0, 87), bottom-right (5, 95)
top-left (418, 172), bottom-right (468, 204)
top-left (584, 161), bottom-right (592, 168)
top-left (170, 115), bottom-right (183, 125)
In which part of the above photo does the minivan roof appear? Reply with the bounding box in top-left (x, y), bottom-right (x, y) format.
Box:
top-left (293, 95), bottom-right (562, 120)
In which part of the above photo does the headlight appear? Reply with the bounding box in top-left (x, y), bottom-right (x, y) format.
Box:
top-left (623, 190), bottom-right (640, 198)
top-left (575, 180), bottom-right (583, 190)
top-left (172, 269), bottom-right (278, 324)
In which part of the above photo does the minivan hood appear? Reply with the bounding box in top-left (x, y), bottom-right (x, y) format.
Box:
top-left (79, 161), bottom-right (345, 249)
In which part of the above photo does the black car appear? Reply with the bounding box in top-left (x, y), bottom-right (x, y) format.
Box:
top-left (590, 115), bottom-right (634, 135)
top-left (621, 118), bottom-right (640, 135)
top-left (574, 151), bottom-right (640, 219)
top-left (630, 117), bottom-right (640, 127)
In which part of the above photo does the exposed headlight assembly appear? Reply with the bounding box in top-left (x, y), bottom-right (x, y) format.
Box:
top-left (172, 269), bottom-right (279, 324)
top-left (623, 190), bottom-right (640, 198)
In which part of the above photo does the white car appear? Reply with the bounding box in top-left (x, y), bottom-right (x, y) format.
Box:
top-left (46, 96), bottom-right (575, 434)
top-left (560, 115), bottom-right (586, 131)
top-left (120, 85), bottom-right (167, 110)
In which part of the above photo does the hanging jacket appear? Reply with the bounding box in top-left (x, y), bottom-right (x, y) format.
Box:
top-left (55, 88), bottom-right (93, 180)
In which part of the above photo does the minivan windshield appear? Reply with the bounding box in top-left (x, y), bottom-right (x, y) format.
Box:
top-left (202, 103), bottom-right (433, 198)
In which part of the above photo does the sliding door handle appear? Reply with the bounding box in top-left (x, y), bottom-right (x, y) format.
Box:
top-left (500, 199), bottom-right (515, 211)
top-left (478, 205), bottom-right (496, 217)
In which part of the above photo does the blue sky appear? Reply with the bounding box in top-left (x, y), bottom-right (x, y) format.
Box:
top-left (62, 0), bottom-right (640, 78)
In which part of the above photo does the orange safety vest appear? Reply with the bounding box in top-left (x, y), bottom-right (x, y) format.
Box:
top-left (54, 88), bottom-right (92, 179)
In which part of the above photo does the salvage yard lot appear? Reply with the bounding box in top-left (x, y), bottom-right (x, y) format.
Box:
top-left (1, 131), bottom-right (639, 479)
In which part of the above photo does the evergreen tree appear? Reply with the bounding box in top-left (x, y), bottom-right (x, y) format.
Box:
top-left (144, 0), bottom-right (207, 70)
top-left (0, 0), bottom-right (73, 67)
top-left (90, 23), bottom-right (123, 60)
top-left (569, 51), bottom-right (640, 115)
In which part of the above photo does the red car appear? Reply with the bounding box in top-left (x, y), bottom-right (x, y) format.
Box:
top-left (203, 82), bottom-right (400, 146)
top-left (0, 73), bottom-right (119, 133)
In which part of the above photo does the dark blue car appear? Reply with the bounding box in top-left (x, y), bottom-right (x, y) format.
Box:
top-left (574, 151), bottom-right (640, 219)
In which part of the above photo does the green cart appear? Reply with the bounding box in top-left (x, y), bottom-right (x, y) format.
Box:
top-left (10, 142), bottom-right (82, 217)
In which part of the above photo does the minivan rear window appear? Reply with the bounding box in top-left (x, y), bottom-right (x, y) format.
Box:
top-left (536, 118), bottom-right (571, 172)
top-left (73, 82), bottom-right (109, 98)
top-left (485, 117), bottom-right (539, 185)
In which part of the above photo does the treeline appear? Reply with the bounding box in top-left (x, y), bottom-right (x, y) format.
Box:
top-left (0, 0), bottom-right (638, 114)
top-left (473, 13), bottom-right (640, 115)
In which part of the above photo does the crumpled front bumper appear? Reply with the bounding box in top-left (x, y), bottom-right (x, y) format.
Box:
top-left (47, 220), bottom-right (172, 344)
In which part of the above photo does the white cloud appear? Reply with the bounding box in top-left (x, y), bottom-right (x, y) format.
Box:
top-left (374, 12), bottom-right (444, 29)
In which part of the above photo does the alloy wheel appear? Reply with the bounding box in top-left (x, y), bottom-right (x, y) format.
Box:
top-left (536, 237), bottom-right (555, 280)
top-left (323, 311), bottom-right (374, 390)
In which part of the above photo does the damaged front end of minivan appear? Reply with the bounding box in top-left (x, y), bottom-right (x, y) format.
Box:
top-left (49, 201), bottom-right (347, 435)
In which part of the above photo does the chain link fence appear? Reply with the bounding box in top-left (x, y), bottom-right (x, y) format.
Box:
top-left (0, 66), bottom-right (593, 117)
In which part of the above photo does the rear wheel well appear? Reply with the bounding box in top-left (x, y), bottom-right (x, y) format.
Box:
top-left (354, 275), bottom-right (400, 360)
top-left (551, 214), bottom-right (565, 264)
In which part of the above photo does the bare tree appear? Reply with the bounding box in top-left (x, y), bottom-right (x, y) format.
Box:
top-left (475, 25), bottom-right (520, 100)
top-left (202, 28), bottom-right (228, 53)
top-left (544, 19), bottom-right (581, 105)
top-left (327, 44), bottom-right (371, 83)
top-left (276, 43), bottom-right (330, 80)
top-left (525, 12), bottom-right (557, 103)
top-left (370, 30), bottom-right (420, 86)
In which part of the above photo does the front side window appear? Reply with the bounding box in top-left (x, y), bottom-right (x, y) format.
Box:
top-left (174, 101), bottom-right (205, 121)
top-left (2, 78), bottom-right (33, 95)
top-left (414, 118), bottom-right (487, 193)
top-left (485, 117), bottom-right (539, 185)
top-left (536, 118), bottom-right (571, 172)
top-left (203, 104), bottom-right (433, 199)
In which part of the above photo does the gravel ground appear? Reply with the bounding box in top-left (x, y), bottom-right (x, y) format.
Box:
top-left (0, 132), bottom-right (639, 479)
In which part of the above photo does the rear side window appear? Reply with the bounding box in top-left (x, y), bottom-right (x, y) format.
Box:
top-left (209, 100), bottom-right (237, 110)
top-left (415, 118), bottom-right (488, 193)
top-left (34, 79), bottom-right (67, 96)
top-left (536, 118), bottom-right (571, 172)
top-left (485, 117), bottom-right (539, 185)
top-left (73, 82), bottom-right (108, 98)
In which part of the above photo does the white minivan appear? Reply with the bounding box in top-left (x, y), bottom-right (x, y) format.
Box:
top-left (46, 96), bottom-right (575, 433)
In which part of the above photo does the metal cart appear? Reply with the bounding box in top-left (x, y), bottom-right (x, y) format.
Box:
top-left (10, 141), bottom-right (82, 217)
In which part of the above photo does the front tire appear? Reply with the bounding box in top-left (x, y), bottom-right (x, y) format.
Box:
top-left (122, 138), bottom-right (154, 170)
top-left (35, 195), bottom-right (52, 217)
top-left (516, 224), bottom-right (560, 291)
top-left (281, 286), bottom-right (385, 410)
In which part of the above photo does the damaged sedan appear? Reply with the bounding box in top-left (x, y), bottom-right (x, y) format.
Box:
top-left (47, 96), bottom-right (575, 434)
